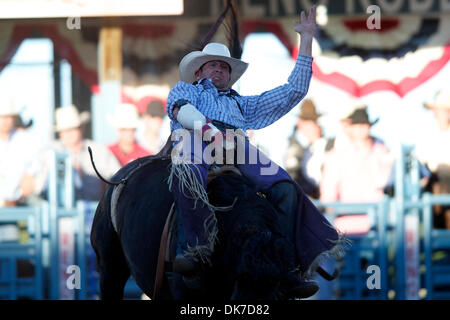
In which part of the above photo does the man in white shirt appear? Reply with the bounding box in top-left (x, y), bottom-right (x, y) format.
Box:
top-left (34, 105), bottom-right (121, 202)
top-left (0, 100), bottom-right (37, 207)
top-left (416, 89), bottom-right (450, 228)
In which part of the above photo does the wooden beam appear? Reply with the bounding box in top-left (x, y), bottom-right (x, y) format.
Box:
top-left (98, 19), bottom-right (122, 83)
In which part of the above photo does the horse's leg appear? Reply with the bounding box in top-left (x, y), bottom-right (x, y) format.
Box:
top-left (97, 241), bottom-right (130, 300)
top-left (91, 206), bottom-right (130, 300)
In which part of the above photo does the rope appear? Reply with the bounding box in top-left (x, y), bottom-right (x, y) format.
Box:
top-left (200, 0), bottom-right (233, 49)
top-left (167, 161), bottom-right (235, 213)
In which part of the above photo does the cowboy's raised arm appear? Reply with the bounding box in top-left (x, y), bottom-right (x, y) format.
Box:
top-left (242, 6), bottom-right (316, 130)
top-left (295, 5), bottom-right (316, 57)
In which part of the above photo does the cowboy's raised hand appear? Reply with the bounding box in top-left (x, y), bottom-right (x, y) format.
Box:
top-left (293, 5), bottom-right (317, 37)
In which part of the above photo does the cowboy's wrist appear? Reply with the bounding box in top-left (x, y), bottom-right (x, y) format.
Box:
top-left (172, 99), bottom-right (190, 120)
top-left (299, 33), bottom-right (314, 39)
top-left (299, 35), bottom-right (314, 48)
top-left (172, 107), bottom-right (180, 120)
top-left (299, 39), bottom-right (313, 57)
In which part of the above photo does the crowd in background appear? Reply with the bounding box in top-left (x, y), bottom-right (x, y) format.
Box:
top-left (285, 89), bottom-right (450, 231)
top-left (0, 88), bottom-right (449, 240)
top-left (0, 98), bottom-right (166, 209)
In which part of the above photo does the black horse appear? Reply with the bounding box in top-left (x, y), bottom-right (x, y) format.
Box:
top-left (90, 145), bottom-right (299, 300)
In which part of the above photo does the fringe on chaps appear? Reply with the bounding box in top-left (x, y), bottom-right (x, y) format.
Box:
top-left (167, 161), bottom-right (236, 265)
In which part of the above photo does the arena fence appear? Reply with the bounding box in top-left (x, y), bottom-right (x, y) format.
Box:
top-left (312, 193), bottom-right (450, 300)
top-left (1, 146), bottom-right (449, 299)
top-left (0, 206), bottom-right (43, 300)
top-left (1, 192), bottom-right (449, 300)
top-left (313, 199), bottom-right (390, 300)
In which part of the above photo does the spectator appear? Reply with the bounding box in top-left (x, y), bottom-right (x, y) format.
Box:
top-left (35, 105), bottom-right (121, 202)
top-left (285, 99), bottom-right (331, 199)
top-left (137, 100), bottom-right (166, 155)
top-left (0, 99), bottom-right (40, 243)
top-left (108, 103), bottom-right (150, 166)
top-left (320, 106), bottom-right (394, 234)
top-left (416, 89), bottom-right (450, 228)
top-left (332, 101), bottom-right (372, 153)
top-left (0, 100), bottom-right (38, 208)
top-left (13, 112), bottom-right (33, 131)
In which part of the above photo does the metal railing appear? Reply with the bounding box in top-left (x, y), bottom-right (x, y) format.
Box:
top-left (1, 194), bottom-right (450, 299)
top-left (0, 206), bottom-right (43, 299)
top-left (314, 198), bottom-right (391, 299)
top-left (422, 193), bottom-right (450, 299)
top-left (1, 146), bottom-right (450, 299)
top-left (314, 192), bottom-right (450, 300)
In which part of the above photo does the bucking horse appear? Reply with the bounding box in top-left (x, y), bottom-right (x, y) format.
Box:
top-left (89, 138), bottom-right (286, 300)
top-left (89, 137), bottom-right (346, 300)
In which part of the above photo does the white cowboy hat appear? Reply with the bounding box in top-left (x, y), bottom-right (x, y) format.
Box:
top-left (107, 103), bottom-right (141, 129)
top-left (179, 42), bottom-right (248, 88)
top-left (424, 89), bottom-right (450, 110)
top-left (0, 99), bottom-right (18, 116)
top-left (55, 105), bottom-right (90, 132)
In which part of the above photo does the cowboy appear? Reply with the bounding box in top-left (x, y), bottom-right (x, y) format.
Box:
top-left (0, 99), bottom-right (37, 208)
top-left (320, 106), bottom-right (394, 234)
top-left (416, 89), bottom-right (450, 228)
top-left (285, 99), bottom-right (329, 199)
top-left (0, 99), bottom-right (39, 243)
top-left (167, 6), bottom-right (344, 298)
top-left (137, 100), bottom-right (167, 155)
top-left (108, 103), bottom-right (150, 166)
top-left (34, 105), bottom-right (121, 202)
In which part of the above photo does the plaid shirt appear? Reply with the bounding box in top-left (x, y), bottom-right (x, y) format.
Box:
top-left (167, 54), bottom-right (313, 132)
